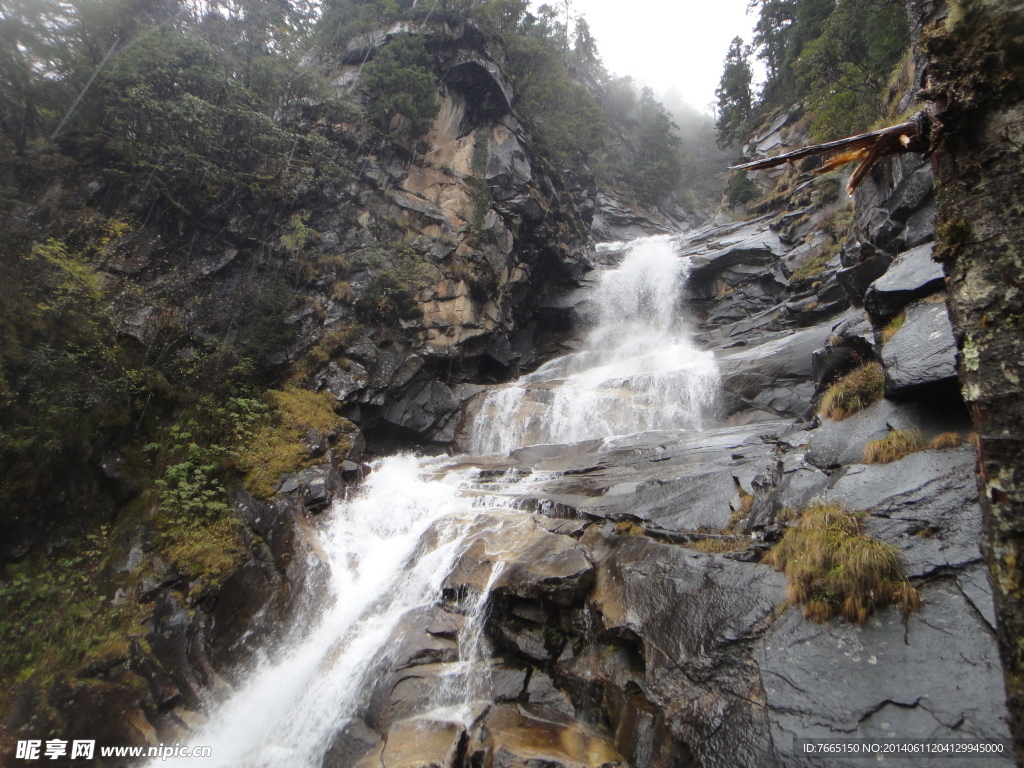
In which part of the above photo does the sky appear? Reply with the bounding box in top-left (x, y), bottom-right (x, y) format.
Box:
top-left (571, 0), bottom-right (760, 114)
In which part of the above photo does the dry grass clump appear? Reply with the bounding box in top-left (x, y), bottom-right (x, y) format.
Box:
top-left (686, 537), bottom-right (749, 554)
top-left (879, 312), bottom-right (906, 344)
top-left (764, 503), bottom-right (919, 625)
top-left (724, 489), bottom-right (755, 532)
top-left (818, 362), bottom-right (885, 421)
top-left (930, 432), bottom-right (964, 449)
top-left (862, 429), bottom-right (926, 464)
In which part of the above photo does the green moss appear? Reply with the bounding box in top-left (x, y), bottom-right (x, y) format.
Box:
top-left (790, 253), bottom-right (831, 282)
top-left (236, 386), bottom-right (351, 499)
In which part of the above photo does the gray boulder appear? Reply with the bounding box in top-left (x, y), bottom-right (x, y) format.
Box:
top-left (382, 379), bottom-right (458, 437)
top-left (864, 243), bottom-right (945, 320)
top-left (882, 299), bottom-right (957, 396)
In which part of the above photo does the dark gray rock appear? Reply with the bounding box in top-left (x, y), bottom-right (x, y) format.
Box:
top-left (315, 360), bottom-right (370, 403)
top-left (806, 399), bottom-right (949, 469)
top-left (864, 243), bottom-right (945, 320)
top-left (585, 529), bottom-right (787, 768)
top-left (322, 718), bottom-right (380, 768)
top-left (824, 446), bottom-right (983, 577)
top-left (718, 322), bottom-right (835, 417)
top-left (836, 254), bottom-right (892, 302)
top-left (757, 582), bottom-right (1011, 767)
top-left (382, 379), bottom-right (458, 437)
top-left (882, 299), bottom-right (957, 397)
top-left (885, 161), bottom-right (933, 223)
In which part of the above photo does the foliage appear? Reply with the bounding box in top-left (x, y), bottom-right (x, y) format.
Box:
top-left (506, 28), bottom-right (607, 169)
top-left (715, 37), bottom-right (753, 149)
top-left (725, 170), bottom-right (758, 206)
top-left (790, 253), bottom-right (830, 282)
top-left (795, 0), bottom-right (910, 140)
top-left (764, 502), bottom-right (920, 624)
top-left (360, 34), bottom-right (439, 137)
top-left (0, 525), bottom-right (141, 689)
top-left (235, 386), bottom-right (349, 498)
top-left (0, 220), bottom-right (144, 540)
top-left (623, 88), bottom-right (682, 204)
top-left (739, 0), bottom-right (910, 141)
top-left (818, 362), bottom-right (885, 420)
top-left (354, 249), bottom-right (433, 324)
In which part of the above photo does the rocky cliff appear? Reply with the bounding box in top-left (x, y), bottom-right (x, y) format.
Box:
top-left (1, 14), bottom-right (1012, 768)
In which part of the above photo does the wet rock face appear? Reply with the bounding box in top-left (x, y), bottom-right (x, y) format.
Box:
top-left (881, 299), bottom-right (958, 397)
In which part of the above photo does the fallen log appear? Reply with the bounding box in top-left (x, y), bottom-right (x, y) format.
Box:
top-left (730, 115), bottom-right (927, 193)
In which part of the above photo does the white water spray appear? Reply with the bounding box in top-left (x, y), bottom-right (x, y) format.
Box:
top-left (469, 235), bottom-right (720, 454)
top-left (154, 233), bottom-right (720, 768)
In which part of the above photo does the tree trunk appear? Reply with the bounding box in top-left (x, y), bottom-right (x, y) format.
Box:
top-left (913, 0), bottom-right (1024, 761)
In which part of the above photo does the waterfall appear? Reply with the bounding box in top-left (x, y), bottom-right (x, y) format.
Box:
top-left (468, 235), bottom-right (720, 455)
top-left (153, 233), bottom-right (718, 768)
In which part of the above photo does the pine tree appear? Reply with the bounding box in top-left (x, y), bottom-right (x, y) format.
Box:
top-left (714, 37), bottom-right (753, 150)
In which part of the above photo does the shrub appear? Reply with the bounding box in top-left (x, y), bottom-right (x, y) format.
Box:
top-left (818, 362), bottom-right (885, 420)
top-left (725, 170), bottom-right (758, 206)
top-left (764, 502), bottom-right (919, 624)
top-left (862, 429), bottom-right (926, 464)
top-left (361, 34), bottom-right (440, 137)
top-left (235, 386), bottom-right (350, 499)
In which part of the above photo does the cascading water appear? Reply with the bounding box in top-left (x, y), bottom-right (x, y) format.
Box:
top-left (155, 233), bottom-right (719, 768)
top-left (468, 235), bottom-right (720, 454)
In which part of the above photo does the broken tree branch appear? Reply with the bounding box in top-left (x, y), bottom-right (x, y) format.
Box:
top-left (729, 115), bottom-right (928, 194)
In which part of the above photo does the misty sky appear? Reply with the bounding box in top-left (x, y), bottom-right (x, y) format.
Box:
top-left (573, 0), bottom-right (760, 113)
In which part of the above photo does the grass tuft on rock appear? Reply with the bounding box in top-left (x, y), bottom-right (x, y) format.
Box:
top-left (862, 429), bottom-right (926, 464)
top-left (880, 311), bottom-right (906, 344)
top-left (764, 502), bottom-right (919, 625)
top-left (930, 432), bottom-right (964, 449)
top-left (818, 362), bottom-right (885, 420)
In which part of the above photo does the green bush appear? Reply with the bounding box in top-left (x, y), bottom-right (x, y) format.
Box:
top-left (361, 34), bottom-right (440, 137)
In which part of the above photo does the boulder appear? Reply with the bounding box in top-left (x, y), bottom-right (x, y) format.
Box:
top-left (442, 513), bottom-right (594, 606)
top-left (717, 322), bottom-right (835, 417)
top-left (473, 704), bottom-right (624, 768)
top-left (354, 717), bottom-right (465, 768)
top-left (323, 718), bottom-right (380, 768)
top-left (881, 299), bottom-right (957, 397)
top-left (823, 446), bottom-right (983, 577)
top-left (835, 253), bottom-right (892, 302)
top-left (757, 582), bottom-right (1010, 767)
top-left (863, 243), bottom-right (944, 320)
top-left (583, 528), bottom-right (787, 767)
top-left (382, 380), bottom-right (459, 438)
top-left (805, 399), bottom-right (962, 469)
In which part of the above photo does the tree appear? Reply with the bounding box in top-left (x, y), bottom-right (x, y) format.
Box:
top-left (913, 1), bottom-right (1024, 759)
top-left (715, 37), bottom-right (753, 150)
top-left (794, 0), bottom-right (908, 140)
top-left (360, 33), bottom-right (439, 137)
